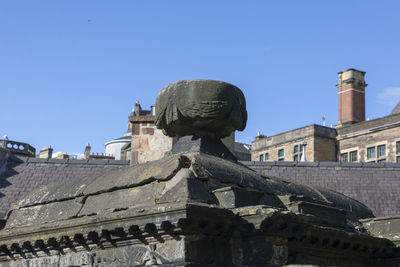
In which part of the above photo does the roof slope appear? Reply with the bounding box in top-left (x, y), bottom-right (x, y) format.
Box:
top-left (391, 101), bottom-right (400, 115)
top-left (3, 152), bottom-right (373, 230)
top-left (0, 154), bottom-right (129, 219)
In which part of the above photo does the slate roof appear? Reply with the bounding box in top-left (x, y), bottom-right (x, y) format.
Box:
top-left (0, 153), bottom-right (129, 219)
top-left (234, 142), bottom-right (251, 155)
top-left (3, 152), bottom-right (373, 231)
top-left (243, 161), bottom-right (400, 218)
top-left (391, 101), bottom-right (400, 115)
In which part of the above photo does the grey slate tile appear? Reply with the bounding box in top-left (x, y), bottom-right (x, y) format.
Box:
top-left (0, 157), bottom-right (129, 218)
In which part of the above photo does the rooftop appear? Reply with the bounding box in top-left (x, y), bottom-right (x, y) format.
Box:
top-left (337, 112), bottom-right (400, 138)
top-left (0, 149), bottom-right (129, 219)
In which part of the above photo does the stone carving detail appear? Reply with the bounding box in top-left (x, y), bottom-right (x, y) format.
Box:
top-left (59, 252), bottom-right (93, 267)
top-left (95, 244), bottom-right (171, 266)
top-left (155, 79), bottom-right (247, 139)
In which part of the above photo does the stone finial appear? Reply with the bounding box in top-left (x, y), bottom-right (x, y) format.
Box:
top-left (84, 143), bottom-right (91, 160)
top-left (134, 101), bottom-right (141, 116)
top-left (155, 80), bottom-right (247, 139)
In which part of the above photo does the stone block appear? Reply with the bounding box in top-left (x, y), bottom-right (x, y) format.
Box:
top-left (95, 240), bottom-right (185, 266)
top-left (78, 182), bottom-right (165, 216)
top-left (139, 138), bottom-right (149, 149)
top-left (132, 123), bottom-right (140, 135)
top-left (17, 172), bottom-right (98, 207)
top-left (6, 198), bottom-right (83, 228)
top-left (286, 201), bottom-right (346, 228)
top-left (59, 252), bottom-right (94, 267)
top-left (319, 161), bottom-right (340, 167)
top-left (142, 127), bottom-right (155, 135)
top-left (158, 169), bottom-right (216, 205)
top-left (213, 185), bottom-right (263, 208)
top-left (83, 155), bottom-right (182, 195)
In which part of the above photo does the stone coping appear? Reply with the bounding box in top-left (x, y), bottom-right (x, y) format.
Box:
top-left (13, 156), bottom-right (129, 165)
top-left (241, 161), bottom-right (400, 168)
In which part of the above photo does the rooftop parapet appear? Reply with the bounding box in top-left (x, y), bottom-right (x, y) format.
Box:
top-left (0, 139), bottom-right (35, 157)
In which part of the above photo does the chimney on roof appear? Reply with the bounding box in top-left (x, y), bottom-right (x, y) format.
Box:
top-left (135, 101), bottom-right (142, 116)
top-left (337, 69), bottom-right (367, 127)
top-left (84, 143), bottom-right (91, 159)
top-left (55, 152), bottom-right (69, 159)
top-left (38, 146), bottom-right (53, 159)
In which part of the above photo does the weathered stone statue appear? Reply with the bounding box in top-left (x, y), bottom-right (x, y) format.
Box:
top-left (0, 80), bottom-right (398, 266)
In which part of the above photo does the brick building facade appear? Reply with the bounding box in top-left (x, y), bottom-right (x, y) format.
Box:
top-left (252, 68), bottom-right (400, 163)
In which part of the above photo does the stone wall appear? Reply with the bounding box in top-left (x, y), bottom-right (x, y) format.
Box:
top-left (337, 112), bottom-right (400, 136)
top-left (243, 161), bottom-right (400, 218)
top-left (251, 125), bottom-right (337, 162)
top-left (338, 123), bottom-right (400, 163)
top-left (314, 136), bottom-right (337, 161)
top-left (131, 120), bottom-right (174, 165)
top-left (252, 135), bottom-right (316, 162)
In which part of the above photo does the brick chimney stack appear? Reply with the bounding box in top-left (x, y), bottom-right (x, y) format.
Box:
top-left (337, 68), bottom-right (367, 127)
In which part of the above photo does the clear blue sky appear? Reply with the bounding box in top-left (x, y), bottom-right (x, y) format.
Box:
top-left (1, 1), bottom-right (400, 155)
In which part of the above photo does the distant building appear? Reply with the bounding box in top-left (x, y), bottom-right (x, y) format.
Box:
top-left (104, 106), bottom-right (135, 160)
top-left (252, 68), bottom-right (400, 163)
top-left (252, 124), bottom-right (337, 162)
top-left (337, 105), bottom-right (400, 163)
top-left (128, 102), bottom-right (175, 165)
top-left (104, 135), bottom-right (131, 160)
top-left (336, 69), bottom-right (400, 163)
top-left (37, 146), bottom-right (53, 159)
top-left (85, 143), bottom-right (115, 160)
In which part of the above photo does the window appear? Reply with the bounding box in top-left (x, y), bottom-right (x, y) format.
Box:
top-left (367, 147), bottom-right (376, 160)
top-left (278, 149), bottom-right (284, 161)
top-left (349, 151), bottom-right (358, 162)
top-left (377, 145), bottom-right (386, 158)
top-left (293, 144), bottom-right (303, 161)
top-left (396, 141), bottom-right (400, 163)
top-left (265, 152), bottom-right (269, 161)
top-left (259, 154), bottom-right (264, 162)
top-left (366, 144), bottom-right (387, 162)
top-left (341, 153), bottom-right (348, 162)
top-left (377, 144), bottom-right (386, 162)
